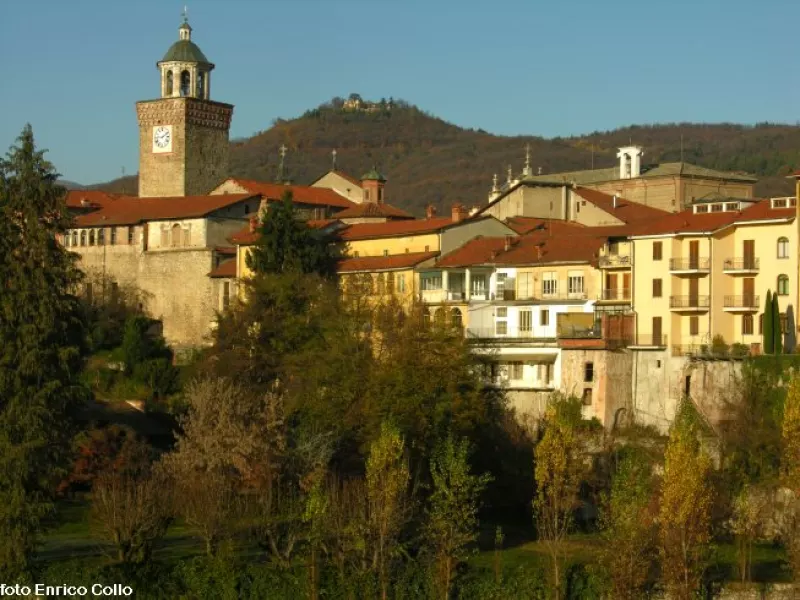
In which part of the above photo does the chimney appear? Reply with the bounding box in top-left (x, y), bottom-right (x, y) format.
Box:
top-left (534, 244), bottom-right (542, 260)
top-left (249, 215), bottom-right (258, 233)
top-left (451, 202), bottom-right (466, 223)
top-left (426, 204), bottom-right (437, 220)
top-left (612, 194), bottom-right (617, 209)
top-left (80, 197), bottom-right (90, 207)
top-left (504, 235), bottom-right (514, 251)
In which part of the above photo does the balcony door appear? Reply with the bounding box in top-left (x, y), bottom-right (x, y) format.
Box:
top-left (652, 316), bottom-right (662, 346)
top-left (689, 240), bottom-right (700, 270)
top-left (606, 273), bottom-right (617, 300)
top-left (743, 277), bottom-right (755, 307)
top-left (743, 240), bottom-right (755, 270)
top-left (623, 273), bottom-right (631, 300)
top-left (689, 278), bottom-right (699, 306)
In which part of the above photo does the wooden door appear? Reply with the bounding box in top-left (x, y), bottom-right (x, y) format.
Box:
top-left (743, 277), bottom-right (755, 307)
top-left (689, 240), bottom-right (700, 269)
top-left (606, 273), bottom-right (617, 300)
top-left (623, 273), bottom-right (631, 299)
top-left (743, 240), bottom-right (755, 270)
top-left (689, 278), bottom-right (699, 305)
top-left (652, 316), bottom-right (662, 346)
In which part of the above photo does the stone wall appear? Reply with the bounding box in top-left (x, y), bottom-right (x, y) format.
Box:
top-left (560, 348), bottom-right (633, 426)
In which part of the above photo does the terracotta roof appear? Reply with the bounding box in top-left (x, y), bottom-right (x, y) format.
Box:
top-left (505, 217), bottom-right (587, 236)
top-left (208, 259), bottom-right (236, 278)
top-left (214, 246), bottom-right (236, 255)
top-left (337, 251), bottom-right (438, 273)
top-left (64, 190), bottom-right (121, 209)
top-left (734, 200), bottom-right (795, 223)
top-left (336, 216), bottom-right (465, 241)
top-left (631, 210), bottom-right (739, 236)
top-left (227, 178), bottom-right (355, 209)
top-left (437, 237), bottom-right (511, 267)
top-left (573, 187), bottom-right (671, 223)
top-left (229, 218), bottom-right (340, 246)
top-left (335, 202), bottom-right (414, 220)
top-left (73, 194), bottom-right (258, 227)
top-left (524, 162), bottom-right (757, 185)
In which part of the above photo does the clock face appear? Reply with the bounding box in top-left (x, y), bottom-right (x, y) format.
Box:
top-left (152, 125), bottom-right (172, 153)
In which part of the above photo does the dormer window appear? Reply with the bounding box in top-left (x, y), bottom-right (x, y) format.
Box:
top-left (695, 205), bottom-right (708, 214)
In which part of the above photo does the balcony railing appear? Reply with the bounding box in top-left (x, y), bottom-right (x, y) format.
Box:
top-left (669, 257), bottom-right (710, 272)
top-left (540, 291), bottom-right (589, 301)
top-left (599, 255), bottom-right (632, 268)
top-left (466, 327), bottom-right (554, 341)
top-left (669, 295), bottom-right (711, 309)
top-left (723, 258), bottom-right (760, 272)
top-left (723, 295), bottom-right (760, 309)
top-left (598, 288), bottom-right (631, 301)
top-left (630, 333), bottom-right (668, 347)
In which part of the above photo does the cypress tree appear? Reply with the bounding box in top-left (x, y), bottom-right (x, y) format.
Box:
top-left (0, 125), bottom-right (88, 577)
top-left (245, 190), bottom-right (337, 277)
top-left (763, 291), bottom-right (774, 354)
top-left (773, 293), bottom-right (783, 355)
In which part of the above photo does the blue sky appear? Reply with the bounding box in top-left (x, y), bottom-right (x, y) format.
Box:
top-left (1, 0), bottom-right (798, 184)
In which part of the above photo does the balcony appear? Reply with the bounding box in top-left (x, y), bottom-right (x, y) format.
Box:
top-left (669, 295), bottom-right (710, 311)
top-left (539, 290), bottom-right (589, 302)
top-left (723, 258), bottom-right (760, 274)
top-left (629, 333), bottom-right (668, 348)
top-left (420, 290), bottom-right (485, 303)
top-left (669, 257), bottom-right (710, 274)
top-left (597, 288), bottom-right (631, 302)
top-left (723, 295), bottom-right (760, 312)
top-left (466, 327), bottom-right (555, 342)
top-left (599, 254), bottom-right (632, 269)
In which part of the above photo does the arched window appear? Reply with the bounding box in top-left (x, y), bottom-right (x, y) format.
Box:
top-left (433, 307), bottom-right (446, 327)
top-left (450, 307), bottom-right (463, 329)
top-left (89, 229), bottom-right (95, 246)
top-left (72, 231), bottom-right (78, 246)
top-left (778, 274), bottom-right (790, 296)
top-left (180, 70), bottom-right (191, 97)
top-left (165, 70), bottom-right (173, 95)
top-left (778, 237), bottom-right (789, 259)
top-left (80, 230), bottom-right (86, 246)
top-left (171, 224), bottom-right (182, 247)
top-left (197, 72), bottom-right (205, 98)
top-left (97, 228), bottom-right (105, 245)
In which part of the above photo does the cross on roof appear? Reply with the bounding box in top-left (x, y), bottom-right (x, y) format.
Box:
top-left (279, 144), bottom-right (288, 158)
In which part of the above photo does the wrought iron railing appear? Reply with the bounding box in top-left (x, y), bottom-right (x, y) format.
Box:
top-left (723, 258), bottom-right (760, 271)
top-left (723, 295), bottom-right (760, 308)
top-left (669, 257), bottom-right (710, 271)
top-left (599, 255), bottom-right (632, 268)
top-left (598, 288), bottom-right (631, 301)
top-left (669, 295), bottom-right (711, 308)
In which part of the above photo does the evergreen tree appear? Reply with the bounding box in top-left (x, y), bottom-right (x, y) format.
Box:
top-left (246, 191), bottom-right (337, 277)
top-left (0, 125), bottom-right (88, 578)
top-left (763, 291), bottom-right (774, 354)
top-left (773, 293), bottom-right (782, 355)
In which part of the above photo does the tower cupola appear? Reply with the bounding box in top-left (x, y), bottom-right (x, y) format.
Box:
top-left (157, 11), bottom-right (214, 100)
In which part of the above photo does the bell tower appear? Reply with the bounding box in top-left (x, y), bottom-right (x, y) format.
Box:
top-left (136, 12), bottom-right (233, 197)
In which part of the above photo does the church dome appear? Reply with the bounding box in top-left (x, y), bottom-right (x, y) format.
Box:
top-left (160, 39), bottom-right (211, 65)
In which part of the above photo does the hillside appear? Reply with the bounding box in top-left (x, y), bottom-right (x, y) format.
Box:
top-left (94, 98), bottom-right (800, 215)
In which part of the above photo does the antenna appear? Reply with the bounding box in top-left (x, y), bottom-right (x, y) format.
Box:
top-left (277, 144), bottom-right (288, 184)
top-left (182, 5), bottom-right (189, 23)
top-left (331, 148), bottom-right (337, 171)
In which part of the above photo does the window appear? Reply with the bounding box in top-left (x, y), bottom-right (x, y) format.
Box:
top-left (540, 309), bottom-right (550, 326)
top-left (652, 241), bottom-right (663, 261)
top-left (496, 273), bottom-right (508, 296)
top-left (89, 229), bottom-right (95, 246)
top-left (197, 72), bottom-right (205, 98)
top-left (778, 274), bottom-right (790, 296)
top-left (495, 321), bottom-right (508, 335)
top-left (568, 274), bottom-right (584, 296)
top-left (450, 308), bottom-right (463, 329)
top-left (584, 362), bottom-right (594, 382)
top-left (421, 273), bottom-right (442, 291)
top-left (778, 237), bottom-right (789, 259)
top-left (110, 227), bottom-right (117, 245)
top-left (690, 316), bottom-right (699, 336)
top-left (161, 228), bottom-right (169, 247)
top-left (780, 313), bottom-right (788, 334)
top-left (582, 388), bottom-right (593, 406)
top-left (608, 242), bottom-right (619, 256)
top-left (80, 230), bottom-right (86, 246)
top-left (63, 232), bottom-right (70, 247)
top-left (496, 307), bottom-right (507, 318)
top-left (542, 272), bottom-right (557, 296)
top-left (518, 272), bottom-right (534, 299)
top-left (652, 278), bottom-right (663, 298)
top-left (127, 226), bottom-right (134, 244)
top-left (165, 70), bottom-right (173, 95)
top-left (711, 203), bottom-right (723, 213)
top-left (519, 310), bottom-right (532, 332)
top-left (509, 362), bottom-right (523, 380)
top-left (396, 274), bottom-right (406, 293)
top-left (471, 275), bottom-right (487, 296)
top-left (72, 231), bottom-right (78, 246)
top-left (376, 273), bottom-right (386, 295)
top-left (695, 205), bottom-right (708, 214)
top-left (387, 272), bottom-right (395, 295)
top-left (383, 249), bottom-right (389, 257)
top-left (425, 245), bottom-right (430, 252)
top-left (742, 314), bottom-right (754, 335)
top-left (98, 228), bottom-right (105, 245)
top-left (222, 282), bottom-right (230, 310)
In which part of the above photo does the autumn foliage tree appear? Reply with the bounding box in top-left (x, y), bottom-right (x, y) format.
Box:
top-left (658, 400), bottom-right (714, 600)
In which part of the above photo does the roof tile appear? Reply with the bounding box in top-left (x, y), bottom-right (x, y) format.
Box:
top-left (338, 251), bottom-right (439, 273)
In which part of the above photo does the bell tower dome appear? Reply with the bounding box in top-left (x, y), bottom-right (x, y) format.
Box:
top-left (136, 11), bottom-right (233, 198)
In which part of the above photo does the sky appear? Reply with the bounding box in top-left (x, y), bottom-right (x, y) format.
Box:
top-left (1, 0), bottom-right (799, 184)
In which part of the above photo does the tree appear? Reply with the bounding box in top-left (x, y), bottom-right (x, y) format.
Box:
top-left (773, 292), bottom-right (783, 355)
top-left (764, 290), bottom-right (774, 354)
top-left (246, 191), bottom-right (337, 277)
top-left (366, 422), bottom-right (410, 600)
top-left (600, 449), bottom-right (657, 600)
top-left (0, 125), bottom-right (88, 578)
top-left (658, 400), bottom-right (714, 600)
top-left (424, 434), bottom-right (491, 599)
top-left (533, 395), bottom-right (590, 598)
top-left (782, 375), bottom-right (800, 581)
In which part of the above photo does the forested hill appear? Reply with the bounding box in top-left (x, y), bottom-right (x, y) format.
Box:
top-left (95, 98), bottom-right (800, 215)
